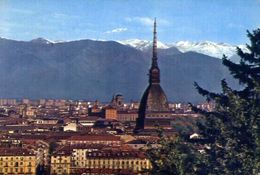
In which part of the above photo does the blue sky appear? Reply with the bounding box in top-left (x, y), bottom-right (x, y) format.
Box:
top-left (0, 0), bottom-right (259, 44)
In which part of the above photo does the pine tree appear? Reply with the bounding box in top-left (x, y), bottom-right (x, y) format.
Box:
top-left (145, 128), bottom-right (204, 175)
top-left (192, 29), bottom-right (260, 174)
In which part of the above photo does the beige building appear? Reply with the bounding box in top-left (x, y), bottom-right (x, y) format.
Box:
top-left (104, 106), bottom-right (117, 120)
top-left (82, 149), bottom-right (151, 173)
top-left (70, 145), bottom-right (105, 168)
top-left (50, 150), bottom-right (71, 175)
top-left (117, 111), bottom-right (138, 122)
top-left (50, 145), bottom-right (151, 175)
top-left (26, 107), bottom-right (37, 117)
top-left (0, 148), bottom-right (37, 175)
top-left (63, 122), bottom-right (77, 132)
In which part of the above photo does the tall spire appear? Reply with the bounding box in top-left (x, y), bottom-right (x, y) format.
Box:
top-left (152, 18), bottom-right (158, 67)
top-left (149, 18), bottom-right (160, 84)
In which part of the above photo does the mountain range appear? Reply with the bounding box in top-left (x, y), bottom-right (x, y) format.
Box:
top-left (119, 39), bottom-right (248, 59)
top-left (0, 37), bottom-right (242, 103)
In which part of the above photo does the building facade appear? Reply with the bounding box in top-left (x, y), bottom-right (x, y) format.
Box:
top-left (50, 151), bottom-right (71, 175)
top-left (0, 148), bottom-right (37, 175)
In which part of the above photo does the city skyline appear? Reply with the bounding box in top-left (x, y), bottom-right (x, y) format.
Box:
top-left (0, 1), bottom-right (259, 174)
top-left (0, 0), bottom-right (260, 44)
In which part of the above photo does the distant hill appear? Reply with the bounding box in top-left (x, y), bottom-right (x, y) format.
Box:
top-left (0, 37), bottom-right (240, 103)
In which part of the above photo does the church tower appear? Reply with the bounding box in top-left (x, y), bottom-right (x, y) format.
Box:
top-left (136, 19), bottom-right (170, 131)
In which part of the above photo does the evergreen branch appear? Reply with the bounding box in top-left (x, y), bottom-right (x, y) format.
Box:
top-left (190, 103), bottom-right (229, 122)
top-left (194, 82), bottom-right (221, 100)
top-left (223, 58), bottom-right (255, 86)
top-left (237, 47), bottom-right (259, 64)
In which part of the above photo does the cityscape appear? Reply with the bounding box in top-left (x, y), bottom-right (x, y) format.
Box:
top-left (0, 97), bottom-right (211, 174)
top-left (0, 1), bottom-right (259, 175)
top-left (0, 20), bottom-right (213, 174)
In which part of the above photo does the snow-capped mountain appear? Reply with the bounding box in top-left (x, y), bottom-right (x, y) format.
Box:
top-left (118, 39), bottom-right (248, 58)
top-left (30, 37), bottom-right (54, 44)
top-left (10, 36), bottom-right (248, 58)
top-left (30, 37), bottom-right (67, 44)
top-left (171, 41), bottom-right (248, 58)
top-left (118, 39), bottom-right (169, 51)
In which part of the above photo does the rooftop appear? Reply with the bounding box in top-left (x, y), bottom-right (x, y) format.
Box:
top-left (0, 148), bottom-right (35, 156)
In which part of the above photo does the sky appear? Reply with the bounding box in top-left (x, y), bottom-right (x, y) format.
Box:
top-left (0, 0), bottom-right (259, 45)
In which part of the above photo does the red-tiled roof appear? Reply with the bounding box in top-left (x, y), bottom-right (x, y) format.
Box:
top-left (117, 110), bottom-right (138, 114)
top-left (0, 148), bottom-right (35, 156)
top-left (67, 135), bottom-right (121, 141)
top-left (55, 144), bottom-right (106, 151)
top-left (86, 150), bottom-right (146, 159)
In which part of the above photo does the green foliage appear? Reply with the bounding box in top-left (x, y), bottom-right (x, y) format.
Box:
top-left (192, 29), bottom-right (260, 175)
top-left (146, 128), bottom-right (204, 175)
